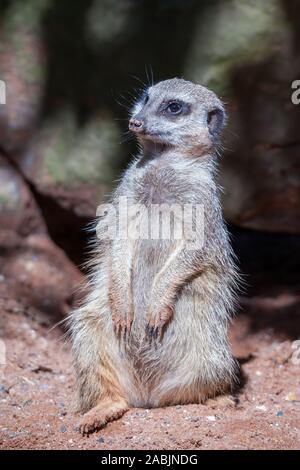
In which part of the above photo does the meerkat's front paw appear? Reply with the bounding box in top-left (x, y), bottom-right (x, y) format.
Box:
top-left (145, 305), bottom-right (173, 341)
top-left (112, 312), bottom-right (133, 341)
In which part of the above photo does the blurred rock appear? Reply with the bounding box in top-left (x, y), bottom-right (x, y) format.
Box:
top-left (185, 0), bottom-right (300, 233)
top-left (0, 1), bottom-right (123, 225)
top-left (0, 0), bottom-right (47, 153)
top-left (285, 391), bottom-right (300, 402)
top-left (19, 109), bottom-right (121, 218)
top-left (0, 232), bottom-right (84, 317)
top-left (1, 0), bottom-right (300, 244)
top-left (186, 1), bottom-right (289, 95)
top-left (86, 0), bottom-right (132, 48)
top-left (0, 154), bottom-right (46, 236)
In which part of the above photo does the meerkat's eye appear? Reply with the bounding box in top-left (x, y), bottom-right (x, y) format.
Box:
top-left (166, 101), bottom-right (183, 115)
top-left (144, 93), bottom-right (149, 104)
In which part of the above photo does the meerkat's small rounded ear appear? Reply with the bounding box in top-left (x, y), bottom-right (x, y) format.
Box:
top-left (207, 107), bottom-right (226, 137)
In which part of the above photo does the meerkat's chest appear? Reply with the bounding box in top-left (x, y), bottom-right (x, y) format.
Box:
top-left (134, 165), bottom-right (199, 206)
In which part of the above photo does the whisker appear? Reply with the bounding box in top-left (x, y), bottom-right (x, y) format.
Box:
top-left (145, 64), bottom-right (150, 86)
top-left (119, 132), bottom-right (136, 144)
top-left (115, 98), bottom-right (130, 112)
top-left (46, 316), bottom-right (70, 335)
top-left (130, 74), bottom-right (148, 90)
top-left (149, 64), bottom-right (154, 86)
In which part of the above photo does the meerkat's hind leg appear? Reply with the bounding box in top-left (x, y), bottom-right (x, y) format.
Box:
top-left (72, 312), bottom-right (130, 435)
top-left (79, 397), bottom-right (129, 435)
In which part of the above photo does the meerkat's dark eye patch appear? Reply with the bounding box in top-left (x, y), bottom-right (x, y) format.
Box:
top-left (160, 100), bottom-right (190, 117)
top-left (207, 108), bottom-right (225, 136)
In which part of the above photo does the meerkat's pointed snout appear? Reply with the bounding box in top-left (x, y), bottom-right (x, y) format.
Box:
top-left (129, 117), bottom-right (144, 133)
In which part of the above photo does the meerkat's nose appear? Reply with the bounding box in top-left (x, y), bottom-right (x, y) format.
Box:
top-left (129, 118), bottom-right (144, 132)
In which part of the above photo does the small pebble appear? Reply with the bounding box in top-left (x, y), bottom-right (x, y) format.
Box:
top-left (256, 405), bottom-right (267, 411)
top-left (207, 415), bottom-right (216, 422)
top-left (0, 385), bottom-right (8, 394)
top-left (285, 392), bottom-right (300, 402)
top-left (60, 426), bottom-right (67, 433)
top-left (276, 411), bottom-right (283, 417)
top-left (97, 437), bottom-right (105, 444)
top-left (6, 430), bottom-right (19, 439)
top-left (39, 383), bottom-right (50, 391)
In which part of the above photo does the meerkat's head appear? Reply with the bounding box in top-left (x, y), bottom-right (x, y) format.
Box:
top-left (129, 78), bottom-right (226, 155)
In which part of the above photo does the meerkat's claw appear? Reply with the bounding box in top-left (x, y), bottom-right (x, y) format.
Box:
top-left (112, 315), bottom-right (133, 342)
top-left (145, 319), bottom-right (163, 343)
top-left (123, 325), bottom-right (127, 341)
top-left (145, 323), bottom-right (154, 337)
top-left (155, 326), bottom-right (164, 342)
top-left (145, 306), bottom-right (173, 342)
top-left (123, 320), bottom-right (133, 342)
top-left (152, 325), bottom-right (162, 342)
top-left (145, 323), bottom-right (156, 346)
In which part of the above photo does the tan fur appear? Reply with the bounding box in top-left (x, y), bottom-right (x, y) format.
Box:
top-left (69, 78), bottom-right (239, 434)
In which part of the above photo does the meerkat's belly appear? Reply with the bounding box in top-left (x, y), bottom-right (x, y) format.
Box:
top-left (131, 238), bottom-right (174, 322)
top-left (127, 193), bottom-right (195, 330)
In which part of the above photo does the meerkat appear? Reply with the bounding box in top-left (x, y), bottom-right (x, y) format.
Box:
top-left (69, 78), bottom-right (239, 435)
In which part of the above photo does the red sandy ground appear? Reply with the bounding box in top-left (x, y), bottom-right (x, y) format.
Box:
top-left (0, 289), bottom-right (300, 450)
